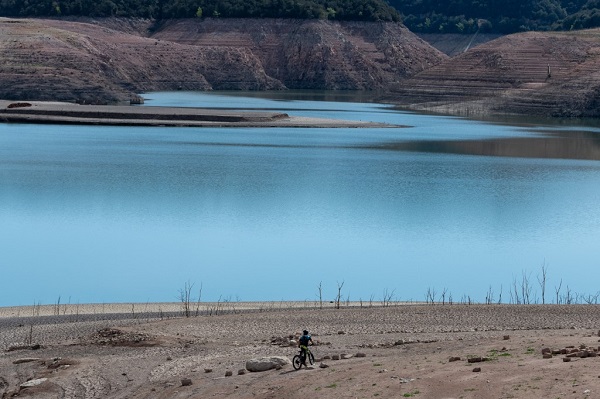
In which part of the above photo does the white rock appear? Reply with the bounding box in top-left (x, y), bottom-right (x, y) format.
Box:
top-left (20, 378), bottom-right (48, 388)
top-left (246, 356), bottom-right (291, 372)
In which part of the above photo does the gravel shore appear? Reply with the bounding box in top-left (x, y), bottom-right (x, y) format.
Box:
top-left (2, 303), bottom-right (600, 398)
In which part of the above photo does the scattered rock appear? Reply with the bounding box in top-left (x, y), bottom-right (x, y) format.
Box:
top-left (331, 355), bottom-right (340, 360)
top-left (237, 369), bottom-right (246, 375)
top-left (503, 335), bottom-right (510, 340)
top-left (91, 328), bottom-right (155, 347)
top-left (341, 354), bottom-right (353, 360)
top-left (225, 370), bottom-right (233, 377)
top-left (20, 378), bottom-right (48, 388)
top-left (12, 358), bottom-right (40, 364)
top-left (473, 367), bottom-right (482, 372)
top-left (543, 353), bottom-right (553, 359)
top-left (204, 368), bottom-right (213, 373)
top-left (7, 344), bottom-right (42, 352)
top-left (181, 378), bottom-right (192, 386)
top-left (468, 357), bottom-right (483, 363)
top-left (338, 331), bottom-right (346, 335)
top-left (48, 358), bottom-right (75, 369)
top-left (271, 335), bottom-right (297, 347)
top-left (448, 357), bottom-right (461, 362)
top-left (319, 363), bottom-right (329, 368)
top-left (7, 102), bottom-right (32, 109)
top-left (563, 357), bottom-right (572, 362)
top-left (355, 353), bottom-right (366, 358)
top-left (245, 356), bottom-right (291, 372)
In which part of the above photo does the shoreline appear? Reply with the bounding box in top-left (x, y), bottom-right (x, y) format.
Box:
top-left (2, 304), bottom-right (600, 398)
top-left (0, 101), bottom-right (401, 128)
top-left (2, 300), bottom-right (598, 320)
top-left (0, 301), bottom-right (423, 319)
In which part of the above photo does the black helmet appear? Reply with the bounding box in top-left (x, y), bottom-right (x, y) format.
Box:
top-left (303, 330), bottom-right (309, 335)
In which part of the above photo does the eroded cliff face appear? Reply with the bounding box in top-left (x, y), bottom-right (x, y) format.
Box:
top-left (0, 17), bottom-right (447, 103)
top-left (150, 19), bottom-right (446, 90)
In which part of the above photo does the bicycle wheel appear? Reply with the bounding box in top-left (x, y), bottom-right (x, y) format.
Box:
top-left (307, 351), bottom-right (315, 365)
top-left (292, 355), bottom-right (303, 370)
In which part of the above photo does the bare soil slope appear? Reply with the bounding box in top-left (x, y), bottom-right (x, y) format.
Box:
top-left (417, 33), bottom-right (503, 56)
top-left (150, 19), bottom-right (446, 90)
top-left (0, 18), bottom-right (283, 103)
top-left (3, 17), bottom-right (600, 117)
top-left (0, 17), bottom-right (446, 104)
top-left (2, 304), bottom-right (600, 399)
top-left (385, 30), bottom-right (600, 117)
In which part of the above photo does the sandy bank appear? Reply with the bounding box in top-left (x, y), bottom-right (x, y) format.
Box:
top-left (0, 101), bottom-right (399, 128)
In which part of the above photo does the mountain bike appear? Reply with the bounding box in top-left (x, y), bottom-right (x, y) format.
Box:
top-left (292, 346), bottom-right (315, 370)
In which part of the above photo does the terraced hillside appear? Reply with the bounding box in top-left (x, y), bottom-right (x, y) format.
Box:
top-left (2, 16), bottom-right (599, 117)
top-left (149, 19), bottom-right (445, 90)
top-left (385, 30), bottom-right (600, 117)
top-left (0, 18), bottom-right (277, 103)
top-left (0, 17), bottom-right (446, 104)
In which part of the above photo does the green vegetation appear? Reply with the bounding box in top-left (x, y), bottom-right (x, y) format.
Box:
top-left (0, 0), bottom-right (399, 21)
top-left (2, 0), bottom-right (598, 32)
top-left (488, 349), bottom-right (512, 359)
top-left (388, 0), bottom-right (600, 33)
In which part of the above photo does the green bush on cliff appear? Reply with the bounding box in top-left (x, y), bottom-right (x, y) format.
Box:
top-left (2, 0), bottom-right (600, 32)
top-left (0, 0), bottom-right (400, 21)
top-left (389, 0), bottom-right (600, 33)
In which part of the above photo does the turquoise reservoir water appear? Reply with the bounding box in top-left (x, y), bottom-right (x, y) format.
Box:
top-left (1, 92), bottom-right (600, 306)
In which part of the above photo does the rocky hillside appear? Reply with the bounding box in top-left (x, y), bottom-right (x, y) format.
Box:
top-left (3, 16), bottom-right (600, 117)
top-left (384, 29), bottom-right (600, 117)
top-left (0, 17), bottom-right (446, 104)
top-left (148, 19), bottom-right (444, 90)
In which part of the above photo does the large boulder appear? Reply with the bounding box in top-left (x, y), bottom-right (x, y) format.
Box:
top-left (245, 356), bottom-right (291, 372)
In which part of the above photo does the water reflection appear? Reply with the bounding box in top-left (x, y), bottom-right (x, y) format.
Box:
top-left (144, 91), bottom-right (600, 161)
top-left (373, 131), bottom-right (600, 160)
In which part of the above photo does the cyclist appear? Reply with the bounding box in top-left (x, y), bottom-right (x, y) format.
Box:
top-left (298, 329), bottom-right (313, 365)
